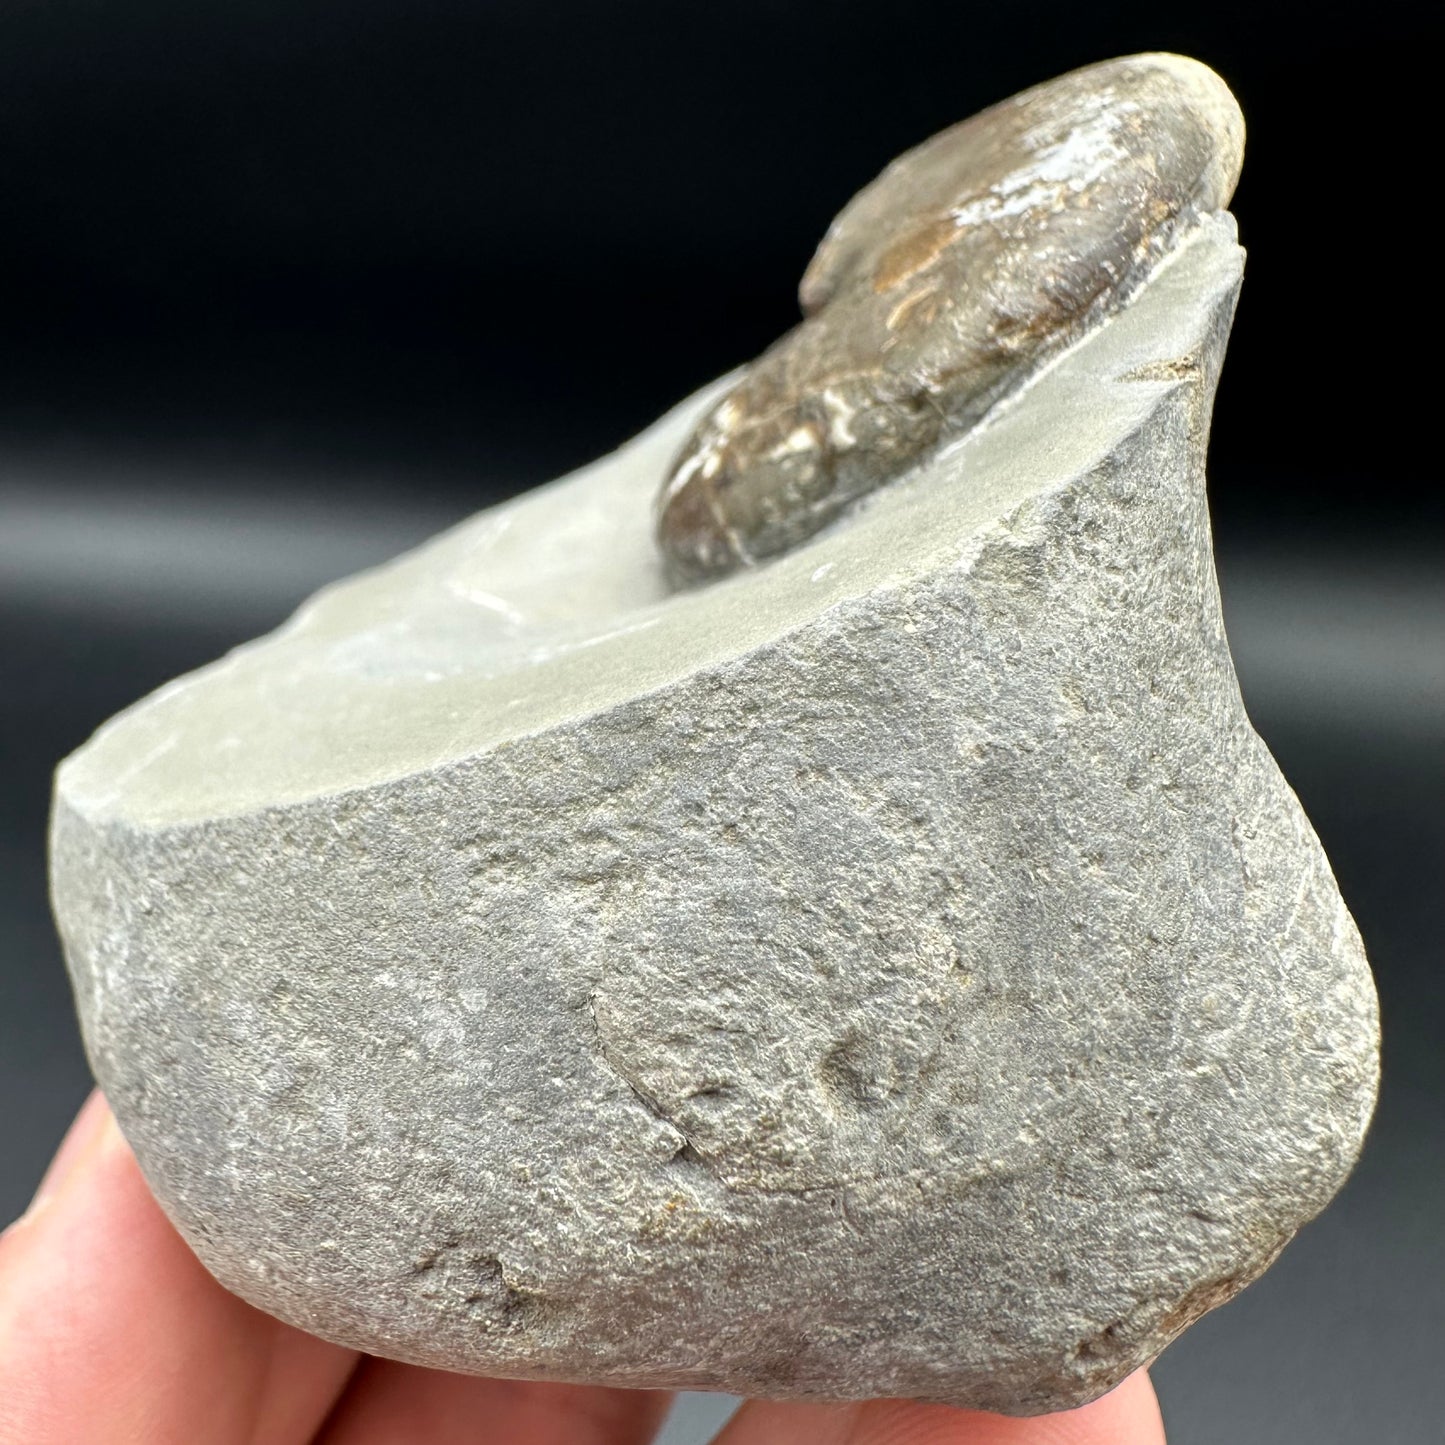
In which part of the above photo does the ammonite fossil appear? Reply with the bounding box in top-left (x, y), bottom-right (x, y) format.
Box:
top-left (656, 53), bottom-right (1244, 582)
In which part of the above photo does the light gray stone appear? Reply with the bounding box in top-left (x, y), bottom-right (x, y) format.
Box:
top-left (50, 213), bottom-right (1378, 1414)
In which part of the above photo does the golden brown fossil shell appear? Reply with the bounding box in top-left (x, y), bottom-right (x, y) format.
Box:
top-left (655, 53), bottom-right (1244, 583)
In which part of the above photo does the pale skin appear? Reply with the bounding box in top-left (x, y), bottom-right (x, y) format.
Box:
top-left (0, 1092), bottom-right (1167, 1445)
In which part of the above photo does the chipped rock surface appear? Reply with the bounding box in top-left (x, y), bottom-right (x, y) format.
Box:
top-left (51, 216), bottom-right (1378, 1414)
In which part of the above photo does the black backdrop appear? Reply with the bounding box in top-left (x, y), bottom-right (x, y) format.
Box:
top-left (1, 5), bottom-right (1440, 1444)
top-left (0, 0), bottom-right (1437, 527)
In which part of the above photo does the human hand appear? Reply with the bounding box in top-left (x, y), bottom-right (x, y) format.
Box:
top-left (1, 1092), bottom-right (1166, 1444)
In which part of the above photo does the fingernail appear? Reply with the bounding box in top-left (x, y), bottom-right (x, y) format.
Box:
top-left (23, 1090), bottom-right (113, 1220)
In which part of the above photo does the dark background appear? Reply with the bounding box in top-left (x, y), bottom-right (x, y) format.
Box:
top-left (1, 4), bottom-right (1439, 1442)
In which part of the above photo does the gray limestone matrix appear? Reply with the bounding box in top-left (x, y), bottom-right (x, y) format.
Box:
top-left (50, 54), bottom-right (1379, 1416)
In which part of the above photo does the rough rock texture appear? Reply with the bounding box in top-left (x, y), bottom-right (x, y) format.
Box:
top-left (51, 216), bottom-right (1378, 1414)
top-left (657, 53), bottom-right (1245, 581)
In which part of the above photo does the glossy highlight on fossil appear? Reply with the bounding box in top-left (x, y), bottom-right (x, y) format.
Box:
top-left (656, 53), bottom-right (1245, 582)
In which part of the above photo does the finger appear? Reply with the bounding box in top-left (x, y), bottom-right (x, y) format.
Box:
top-left (25, 1087), bottom-right (111, 1209)
top-left (316, 1362), bottom-right (672, 1445)
top-left (714, 1369), bottom-right (1166, 1445)
top-left (0, 1090), bottom-right (360, 1445)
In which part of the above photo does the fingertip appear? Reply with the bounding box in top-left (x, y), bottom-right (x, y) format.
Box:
top-left (842, 1369), bottom-right (1167, 1445)
top-left (5, 1089), bottom-right (110, 1232)
top-left (1069, 1370), bottom-right (1166, 1445)
top-left (713, 1370), bottom-right (1166, 1445)
top-left (0, 1090), bottom-right (357, 1445)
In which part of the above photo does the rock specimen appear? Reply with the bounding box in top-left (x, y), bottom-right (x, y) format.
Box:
top-left (51, 56), bottom-right (1377, 1417)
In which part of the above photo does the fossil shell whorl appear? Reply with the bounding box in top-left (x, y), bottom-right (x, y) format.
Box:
top-left (655, 52), bottom-right (1245, 583)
